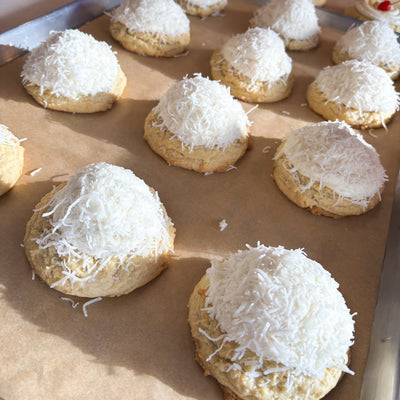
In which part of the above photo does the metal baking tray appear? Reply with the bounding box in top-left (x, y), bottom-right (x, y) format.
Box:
top-left (0, 1), bottom-right (398, 399)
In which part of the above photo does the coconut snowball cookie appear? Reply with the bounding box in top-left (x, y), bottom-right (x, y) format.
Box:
top-left (109, 0), bottom-right (190, 57)
top-left (307, 60), bottom-right (399, 129)
top-left (210, 27), bottom-right (295, 103)
top-left (21, 30), bottom-right (126, 113)
top-left (144, 74), bottom-right (251, 173)
top-left (0, 124), bottom-right (24, 196)
top-left (189, 244), bottom-right (355, 400)
top-left (250, 0), bottom-right (320, 51)
top-left (175, 0), bottom-right (227, 17)
top-left (273, 121), bottom-right (387, 217)
top-left (24, 162), bottom-right (175, 298)
top-left (332, 21), bottom-right (400, 80)
top-left (345, 0), bottom-right (400, 33)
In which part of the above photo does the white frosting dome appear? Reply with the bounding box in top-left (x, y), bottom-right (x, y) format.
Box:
top-left (336, 21), bottom-right (400, 69)
top-left (152, 74), bottom-right (250, 150)
top-left (0, 124), bottom-right (21, 146)
top-left (111, 0), bottom-right (189, 36)
top-left (35, 162), bottom-right (174, 276)
top-left (204, 244), bottom-right (355, 379)
top-left (251, 0), bottom-right (320, 41)
top-left (21, 30), bottom-right (120, 99)
top-left (221, 27), bottom-right (292, 85)
top-left (277, 121), bottom-right (387, 207)
top-left (355, 0), bottom-right (400, 25)
top-left (313, 60), bottom-right (399, 113)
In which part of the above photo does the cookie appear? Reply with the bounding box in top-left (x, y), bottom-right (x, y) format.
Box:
top-left (24, 162), bottom-right (175, 297)
top-left (109, 0), bottom-right (190, 57)
top-left (0, 124), bottom-right (24, 196)
top-left (189, 244), bottom-right (355, 400)
top-left (273, 121), bottom-right (386, 217)
top-left (307, 60), bottom-right (399, 129)
top-left (345, 0), bottom-right (400, 33)
top-left (332, 21), bottom-right (400, 79)
top-left (144, 74), bottom-right (251, 173)
top-left (250, 0), bottom-right (320, 51)
top-left (175, 0), bottom-right (227, 17)
top-left (210, 27), bottom-right (295, 103)
top-left (21, 30), bottom-right (126, 113)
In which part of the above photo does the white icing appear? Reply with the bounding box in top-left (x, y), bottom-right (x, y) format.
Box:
top-left (111, 0), bottom-right (190, 36)
top-left (314, 60), bottom-right (399, 113)
top-left (355, 0), bottom-right (400, 25)
top-left (276, 120), bottom-right (387, 207)
top-left (21, 30), bottom-right (120, 99)
top-left (203, 244), bottom-right (355, 379)
top-left (251, 0), bottom-right (320, 41)
top-left (221, 27), bottom-right (292, 86)
top-left (152, 74), bottom-right (250, 150)
top-left (34, 162), bottom-right (174, 285)
top-left (336, 21), bottom-right (400, 70)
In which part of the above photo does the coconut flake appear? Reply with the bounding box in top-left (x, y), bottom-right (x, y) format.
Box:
top-left (111, 0), bottom-right (189, 37)
top-left (335, 21), bottom-right (400, 71)
top-left (82, 296), bottom-right (102, 317)
top-left (152, 74), bottom-right (250, 150)
top-left (313, 60), bottom-right (399, 113)
top-left (33, 162), bottom-right (174, 287)
top-left (203, 244), bottom-right (355, 379)
top-left (276, 120), bottom-right (387, 207)
top-left (221, 27), bottom-right (292, 86)
top-left (251, 0), bottom-right (320, 42)
top-left (21, 30), bottom-right (120, 99)
top-left (0, 124), bottom-right (22, 146)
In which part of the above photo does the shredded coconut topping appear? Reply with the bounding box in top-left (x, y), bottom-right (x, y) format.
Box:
top-left (21, 29), bottom-right (120, 99)
top-left (221, 27), bottom-right (292, 86)
top-left (183, 0), bottom-right (227, 6)
top-left (203, 244), bottom-right (355, 379)
top-left (152, 74), bottom-right (250, 150)
top-left (336, 21), bottom-right (400, 70)
top-left (276, 120), bottom-right (387, 207)
top-left (251, 0), bottom-right (320, 41)
top-left (355, 0), bottom-right (400, 24)
top-left (0, 124), bottom-right (21, 146)
top-left (314, 60), bottom-right (399, 113)
top-left (34, 162), bottom-right (173, 284)
top-left (111, 0), bottom-right (189, 36)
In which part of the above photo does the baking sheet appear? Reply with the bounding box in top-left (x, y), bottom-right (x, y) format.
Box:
top-left (0, 1), bottom-right (400, 399)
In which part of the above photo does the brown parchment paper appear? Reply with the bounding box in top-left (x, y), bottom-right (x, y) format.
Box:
top-left (0, 1), bottom-right (399, 399)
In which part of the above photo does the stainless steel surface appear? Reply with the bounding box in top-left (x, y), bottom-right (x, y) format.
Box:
top-left (0, 0), bottom-right (121, 66)
top-left (315, 7), bottom-right (361, 31)
top-left (360, 169), bottom-right (400, 400)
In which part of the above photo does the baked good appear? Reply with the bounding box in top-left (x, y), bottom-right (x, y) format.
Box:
top-left (210, 27), bottom-right (295, 103)
top-left (332, 21), bottom-right (400, 79)
top-left (250, 0), bottom-right (320, 51)
top-left (273, 121), bottom-right (386, 217)
top-left (144, 74), bottom-right (251, 173)
top-left (307, 60), bottom-right (399, 129)
top-left (345, 0), bottom-right (400, 33)
top-left (189, 244), bottom-right (355, 400)
top-left (175, 0), bottom-right (227, 17)
top-left (312, 0), bottom-right (327, 5)
top-left (24, 162), bottom-right (175, 297)
top-left (0, 124), bottom-right (24, 196)
top-left (109, 0), bottom-right (190, 57)
top-left (21, 30), bottom-right (126, 113)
